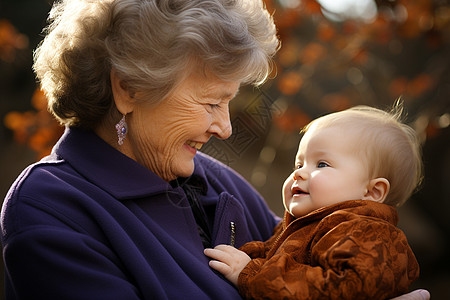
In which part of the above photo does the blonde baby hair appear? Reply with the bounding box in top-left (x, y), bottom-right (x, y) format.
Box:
top-left (301, 103), bottom-right (422, 207)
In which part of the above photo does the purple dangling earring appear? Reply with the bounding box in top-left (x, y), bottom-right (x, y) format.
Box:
top-left (115, 114), bottom-right (128, 145)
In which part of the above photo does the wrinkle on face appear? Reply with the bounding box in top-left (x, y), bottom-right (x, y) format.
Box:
top-left (125, 70), bottom-right (240, 181)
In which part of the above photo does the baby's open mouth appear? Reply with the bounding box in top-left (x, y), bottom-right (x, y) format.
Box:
top-left (293, 187), bottom-right (308, 195)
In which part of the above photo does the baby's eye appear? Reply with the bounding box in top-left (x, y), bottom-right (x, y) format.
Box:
top-left (293, 164), bottom-right (302, 171)
top-left (317, 162), bottom-right (329, 168)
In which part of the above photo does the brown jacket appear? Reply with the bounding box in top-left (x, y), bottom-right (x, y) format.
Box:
top-left (238, 200), bottom-right (419, 299)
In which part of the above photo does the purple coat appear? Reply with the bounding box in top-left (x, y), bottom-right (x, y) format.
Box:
top-left (1, 127), bottom-right (279, 299)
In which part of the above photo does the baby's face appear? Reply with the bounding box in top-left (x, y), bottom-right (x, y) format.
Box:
top-left (282, 125), bottom-right (371, 218)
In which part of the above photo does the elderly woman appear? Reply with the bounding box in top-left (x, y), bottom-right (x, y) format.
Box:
top-left (1, 0), bottom-right (429, 299)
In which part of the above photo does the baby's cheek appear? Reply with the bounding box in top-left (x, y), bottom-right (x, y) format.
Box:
top-left (309, 174), bottom-right (333, 198)
top-left (282, 179), bottom-right (292, 204)
top-left (282, 177), bottom-right (293, 194)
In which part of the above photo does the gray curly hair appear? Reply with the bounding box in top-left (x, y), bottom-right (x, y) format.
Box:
top-left (34, 0), bottom-right (280, 129)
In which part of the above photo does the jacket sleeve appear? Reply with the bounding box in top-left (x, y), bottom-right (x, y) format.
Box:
top-left (2, 178), bottom-right (153, 300)
top-left (3, 227), bottom-right (142, 300)
top-left (238, 217), bottom-right (419, 300)
top-left (239, 220), bottom-right (283, 259)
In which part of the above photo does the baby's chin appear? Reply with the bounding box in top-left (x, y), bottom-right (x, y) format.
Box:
top-left (287, 203), bottom-right (309, 219)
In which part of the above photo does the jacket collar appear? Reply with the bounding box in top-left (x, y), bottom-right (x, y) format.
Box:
top-left (51, 127), bottom-right (207, 200)
top-left (283, 200), bottom-right (399, 229)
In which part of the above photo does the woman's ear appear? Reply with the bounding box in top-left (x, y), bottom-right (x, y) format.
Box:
top-left (362, 178), bottom-right (390, 203)
top-left (110, 68), bottom-right (135, 115)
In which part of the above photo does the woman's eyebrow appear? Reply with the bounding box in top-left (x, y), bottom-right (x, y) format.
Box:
top-left (203, 89), bottom-right (240, 100)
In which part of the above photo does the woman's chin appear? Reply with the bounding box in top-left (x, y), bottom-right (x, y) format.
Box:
top-left (173, 161), bottom-right (196, 179)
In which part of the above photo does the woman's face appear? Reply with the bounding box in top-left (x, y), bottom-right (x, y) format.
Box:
top-left (127, 71), bottom-right (240, 181)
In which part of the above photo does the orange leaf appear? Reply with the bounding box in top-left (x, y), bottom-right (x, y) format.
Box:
top-left (277, 72), bottom-right (303, 95)
top-left (31, 89), bottom-right (48, 111)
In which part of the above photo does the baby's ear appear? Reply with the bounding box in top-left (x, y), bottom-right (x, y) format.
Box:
top-left (362, 178), bottom-right (390, 203)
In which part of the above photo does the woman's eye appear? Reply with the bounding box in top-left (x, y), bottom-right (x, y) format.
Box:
top-left (317, 162), bottom-right (329, 168)
top-left (209, 103), bottom-right (221, 109)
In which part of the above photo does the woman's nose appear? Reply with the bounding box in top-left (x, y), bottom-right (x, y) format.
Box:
top-left (210, 108), bottom-right (232, 140)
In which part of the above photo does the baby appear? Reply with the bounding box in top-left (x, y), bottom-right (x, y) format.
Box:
top-left (205, 105), bottom-right (422, 299)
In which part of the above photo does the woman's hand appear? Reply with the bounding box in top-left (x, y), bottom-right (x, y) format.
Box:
top-left (204, 244), bottom-right (251, 286)
top-left (391, 289), bottom-right (430, 300)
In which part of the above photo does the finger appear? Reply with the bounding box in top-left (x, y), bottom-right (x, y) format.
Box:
top-left (204, 248), bottom-right (230, 263)
top-left (213, 244), bottom-right (245, 257)
top-left (213, 244), bottom-right (237, 252)
top-left (389, 289), bottom-right (430, 300)
top-left (209, 260), bottom-right (232, 276)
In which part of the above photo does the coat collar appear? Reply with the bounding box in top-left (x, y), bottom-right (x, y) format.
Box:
top-left (51, 127), bottom-right (208, 200)
top-left (283, 200), bottom-right (399, 229)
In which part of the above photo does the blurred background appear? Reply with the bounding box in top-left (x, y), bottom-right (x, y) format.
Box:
top-left (0, 0), bottom-right (449, 298)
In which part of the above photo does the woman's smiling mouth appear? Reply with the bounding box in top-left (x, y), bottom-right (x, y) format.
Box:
top-left (186, 141), bottom-right (204, 150)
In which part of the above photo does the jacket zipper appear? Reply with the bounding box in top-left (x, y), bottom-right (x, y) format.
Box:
top-left (230, 221), bottom-right (236, 247)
